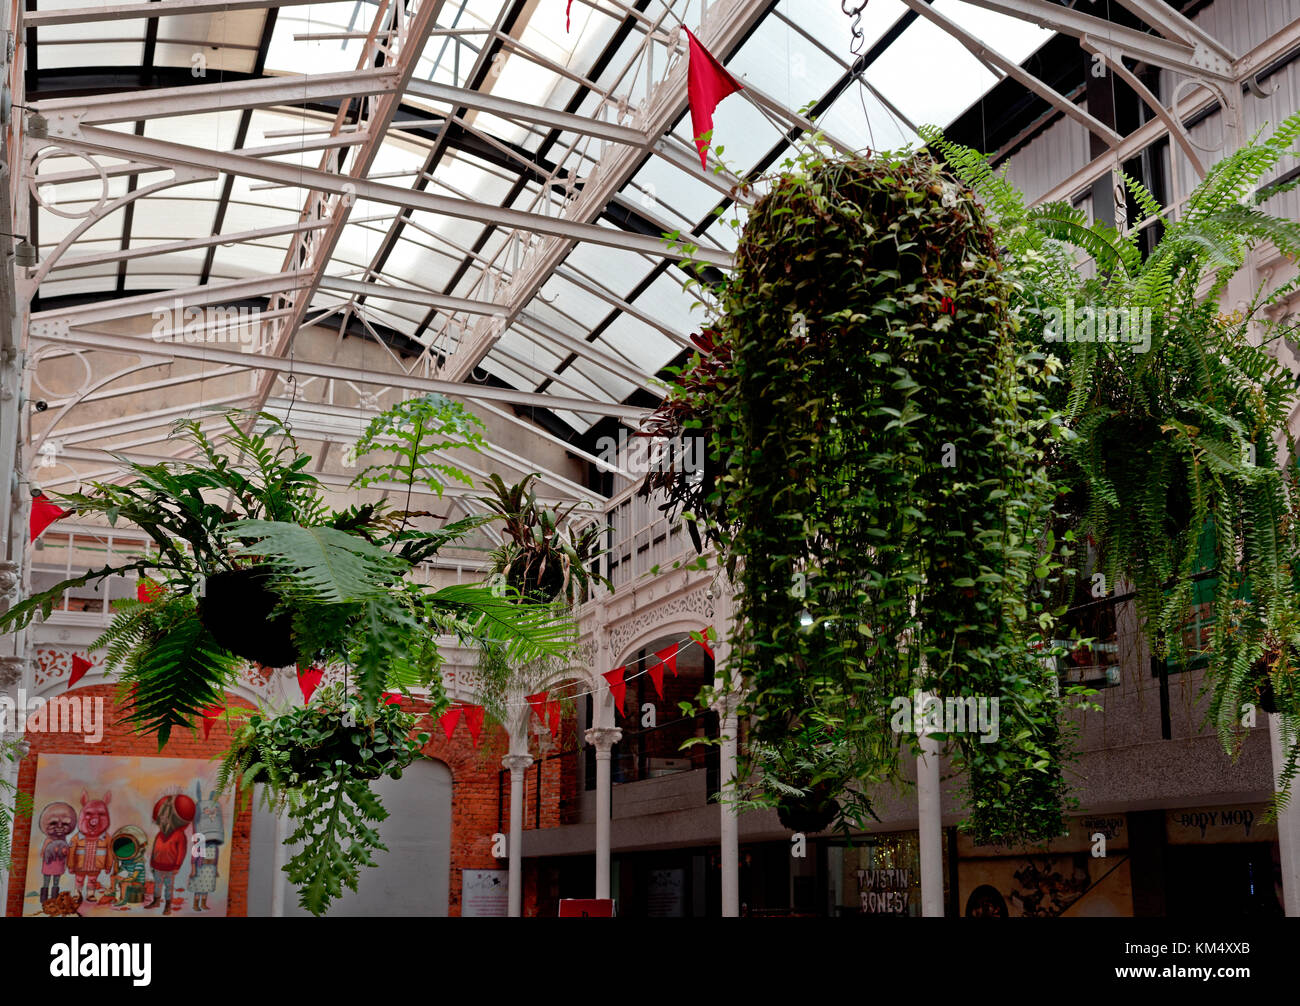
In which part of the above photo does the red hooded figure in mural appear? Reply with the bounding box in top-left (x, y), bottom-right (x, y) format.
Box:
top-left (143, 792), bottom-right (195, 916)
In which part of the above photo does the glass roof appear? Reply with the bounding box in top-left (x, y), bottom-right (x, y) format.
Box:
top-left (26, 0), bottom-right (1058, 441)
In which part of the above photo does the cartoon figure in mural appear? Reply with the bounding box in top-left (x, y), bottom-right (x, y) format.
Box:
top-left (36, 802), bottom-right (77, 904)
top-left (66, 790), bottom-right (112, 903)
top-left (189, 783), bottom-right (224, 912)
top-left (142, 792), bottom-right (195, 916)
top-left (107, 825), bottom-right (149, 907)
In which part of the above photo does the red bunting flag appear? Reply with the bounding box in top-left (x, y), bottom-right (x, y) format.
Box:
top-left (565, 0), bottom-right (574, 32)
top-left (68, 654), bottom-right (94, 689)
top-left (200, 705), bottom-right (225, 740)
top-left (438, 706), bottom-right (463, 741)
top-left (525, 691), bottom-right (549, 721)
top-left (603, 667), bottom-right (627, 715)
top-left (696, 632), bottom-right (715, 660)
top-left (646, 659), bottom-right (665, 700)
top-left (654, 642), bottom-right (680, 677)
top-left (546, 699), bottom-right (562, 739)
top-left (136, 579), bottom-right (163, 603)
top-left (382, 692), bottom-right (402, 706)
top-left (464, 705), bottom-right (485, 747)
top-left (684, 28), bottom-right (743, 170)
top-left (29, 494), bottom-right (70, 542)
top-left (297, 666), bottom-right (324, 705)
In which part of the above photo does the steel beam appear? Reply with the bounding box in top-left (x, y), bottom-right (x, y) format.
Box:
top-left (31, 69), bottom-right (400, 125)
top-left (956, 0), bottom-right (1235, 80)
top-left (25, 0), bottom-right (333, 27)
top-left (30, 272), bottom-right (313, 327)
top-left (27, 324), bottom-right (650, 421)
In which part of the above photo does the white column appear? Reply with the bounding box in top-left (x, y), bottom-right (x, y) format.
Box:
top-left (717, 693), bottom-right (740, 917)
top-left (502, 752), bottom-right (533, 917)
top-left (1270, 712), bottom-right (1300, 916)
top-left (270, 803), bottom-right (289, 918)
top-left (916, 691), bottom-right (944, 917)
top-left (584, 726), bottom-right (622, 900)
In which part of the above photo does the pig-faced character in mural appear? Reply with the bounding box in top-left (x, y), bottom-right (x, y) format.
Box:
top-left (143, 793), bottom-right (195, 916)
top-left (67, 790), bottom-right (112, 903)
top-left (189, 783), bottom-right (224, 912)
top-left (107, 825), bottom-right (149, 908)
top-left (37, 802), bottom-right (77, 904)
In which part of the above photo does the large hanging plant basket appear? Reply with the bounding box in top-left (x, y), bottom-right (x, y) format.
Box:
top-left (198, 565), bottom-right (297, 668)
top-left (668, 146), bottom-right (1071, 846)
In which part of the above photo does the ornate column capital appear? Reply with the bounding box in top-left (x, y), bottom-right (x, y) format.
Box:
top-left (502, 753), bottom-right (534, 773)
top-left (584, 726), bottom-right (622, 752)
top-left (0, 655), bottom-right (26, 690)
top-left (0, 560), bottom-right (19, 600)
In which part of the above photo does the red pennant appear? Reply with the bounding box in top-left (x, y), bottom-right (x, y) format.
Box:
top-left (68, 654), bottom-right (94, 689)
top-left (438, 706), bottom-right (463, 741)
top-left (566, 0), bottom-right (574, 32)
top-left (684, 28), bottom-right (743, 170)
top-left (200, 705), bottom-right (225, 740)
top-left (464, 705), bottom-right (485, 747)
top-left (655, 643), bottom-right (680, 677)
top-left (297, 666), bottom-right (324, 704)
top-left (136, 579), bottom-right (163, 603)
top-left (603, 667), bottom-right (627, 715)
top-left (696, 632), bottom-right (715, 660)
top-left (546, 699), bottom-right (562, 739)
top-left (525, 691), bottom-right (549, 721)
top-left (382, 692), bottom-right (402, 706)
top-left (29, 494), bottom-right (70, 542)
top-left (646, 659), bottom-right (664, 700)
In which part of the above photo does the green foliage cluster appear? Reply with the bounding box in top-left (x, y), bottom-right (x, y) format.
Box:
top-left (668, 147), bottom-right (1079, 845)
top-left (0, 738), bottom-right (35, 873)
top-left (926, 114), bottom-right (1300, 804)
top-left (216, 684), bottom-right (429, 915)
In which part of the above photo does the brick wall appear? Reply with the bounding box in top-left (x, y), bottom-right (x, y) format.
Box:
top-left (8, 687), bottom-right (579, 918)
top-left (5, 683), bottom-right (255, 917)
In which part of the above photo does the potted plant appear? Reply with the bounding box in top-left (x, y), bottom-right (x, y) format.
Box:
top-left (2, 396), bottom-right (577, 912)
top-left (927, 112), bottom-right (1300, 804)
top-left (477, 473), bottom-right (609, 605)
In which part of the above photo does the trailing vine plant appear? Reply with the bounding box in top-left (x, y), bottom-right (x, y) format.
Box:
top-left (925, 114), bottom-right (1300, 807)
top-left (663, 143), bottom-right (1083, 846)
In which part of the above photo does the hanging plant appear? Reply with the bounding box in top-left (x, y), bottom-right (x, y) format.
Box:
top-left (926, 113), bottom-right (1300, 807)
top-left (2, 399), bottom-right (575, 741)
top-left (217, 684), bottom-right (429, 915)
top-left (673, 144), bottom-right (1078, 846)
top-left (477, 473), bottom-right (610, 605)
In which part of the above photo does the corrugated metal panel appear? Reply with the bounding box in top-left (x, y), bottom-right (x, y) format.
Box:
top-left (1002, 115), bottom-right (1094, 205)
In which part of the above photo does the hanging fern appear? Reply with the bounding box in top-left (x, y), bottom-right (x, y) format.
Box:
top-left (926, 114), bottom-right (1300, 808)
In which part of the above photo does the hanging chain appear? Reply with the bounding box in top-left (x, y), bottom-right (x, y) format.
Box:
top-left (842, 1), bottom-right (870, 56)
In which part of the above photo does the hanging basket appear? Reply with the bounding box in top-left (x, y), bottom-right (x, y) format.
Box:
top-left (1250, 653), bottom-right (1280, 715)
top-left (776, 781), bottom-right (840, 834)
top-left (198, 566), bottom-right (297, 668)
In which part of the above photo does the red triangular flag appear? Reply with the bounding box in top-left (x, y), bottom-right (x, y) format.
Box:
top-left (464, 705), bottom-right (485, 747)
top-left (68, 654), bottom-right (93, 689)
top-left (200, 704), bottom-right (225, 740)
top-left (603, 667), bottom-right (627, 715)
top-left (655, 642), bottom-right (679, 677)
top-left (546, 699), bottom-right (562, 739)
top-left (29, 494), bottom-right (69, 541)
top-left (136, 578), bottom-right (163, 603)
top-left (684, 28), bottom-right (743, 170)
top-left (438, 706), bottom-right (463, 741)
top-left (525, 691), bottom-right (549, 721)
top-left (382, 692), bottom-right (402, 706)
top-left (646, 659), bottom-right (664, 700)
top-left (696, 632), bottom-right (715, 660)
top-left (566, 0), bottom-right (574, 32)
top-left (297, 666), bottom-right (324, 704)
